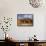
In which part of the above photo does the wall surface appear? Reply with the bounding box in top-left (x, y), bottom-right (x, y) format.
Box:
top-left (0, 0), bottom-right (46, 40)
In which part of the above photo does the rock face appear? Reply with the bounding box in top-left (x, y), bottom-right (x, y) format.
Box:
top-left (17, 19), bottom-right (33, 26)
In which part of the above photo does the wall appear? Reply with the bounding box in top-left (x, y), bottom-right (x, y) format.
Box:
top-left (44, 15), bottom-right (46, 40)
top-left (0, 0), bottom-right (46, 40)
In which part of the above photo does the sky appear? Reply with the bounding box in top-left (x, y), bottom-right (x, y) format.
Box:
top-left (17, 14), bottom-right (33, 19)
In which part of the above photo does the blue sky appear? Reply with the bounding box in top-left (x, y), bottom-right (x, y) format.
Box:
top-left (17, 14), bottom-right (33, 19)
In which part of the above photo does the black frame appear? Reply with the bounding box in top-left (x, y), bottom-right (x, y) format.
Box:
top-left (17, 14), bottom-right (33, 26)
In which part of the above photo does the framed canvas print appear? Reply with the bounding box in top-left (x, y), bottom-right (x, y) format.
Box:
top-left (17, 14), bottom-right (33, 26)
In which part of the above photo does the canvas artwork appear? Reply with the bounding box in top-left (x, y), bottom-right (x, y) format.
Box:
top-left (17, 14), bottom-right (33, 26)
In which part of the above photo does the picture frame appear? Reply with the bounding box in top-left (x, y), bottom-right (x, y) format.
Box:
top-left (17, 14), bottom-right (33, 26)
